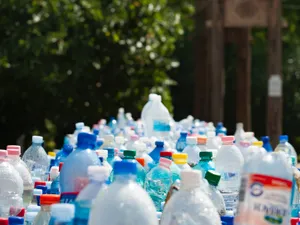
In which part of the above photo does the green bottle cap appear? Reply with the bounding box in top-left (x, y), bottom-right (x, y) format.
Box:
top-left (123, 150), bottom-right (136, 159)
top-left (205, 170), bottom-right (221, 186)
top-left (199, 151), bottom-right (213, 160)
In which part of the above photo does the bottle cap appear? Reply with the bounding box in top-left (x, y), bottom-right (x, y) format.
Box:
top-left (40, 194), bottom-right (60, 205)
top-left (199, 151), bottom-right (213, 160)
top-left (6, 146), bottom-right (21, 156)
top-left (77, 133), bottom-right (97, 148)
top-left (136, 158), bottom-right (145, 167)
top-left (115, 136), bottom-right (125, 144)
top-left (63, 144), bottom-right (73, 153)
top-left (75, 122), bottom-right (84, 129)
top-left (186, 136), bottom-right (197, 145)
top-left (291, 218), bottom-right (300, 225)
top-left (261, 136), bottom-right (270, 143)
top-left (32, 136), bottom-right (43, 144)
top-left (252, 141), bottom-right (263, 147)
top-left (197, 136), bottom-right (207, 144)
top-left (205, 170), bottom-right (221, 186)
top-left (159, 157), bottom-right (172, 169)
top-left (88, 166), bottom-right (109, 181)
top-left (104, 134), bottom-right (114, 141)
top-left (96, 150), bottom-right (108, 159)
top-left (279, 135), bottom-right (288, 142)
top-left (221, 215), bottom-right (234, 225)
top-left (24, 212), bottom-right (38, 222)
top-left (36, 185), bottom-right (47, 194)
top-left (180, 131), bottom-right (188, 136)
top-left (221, 136), bottom-right (234, 144)
top-left (0, 150), bottom-right (8, 158)
top-left (8, 217), bottom-right (24, 225)
top-left (123, 150), bottom-right (136, 158)
top-left (51, 204), bottom-right (75, 222)
top-left (130, 135), bottom-right (139, 141)
top-left (149, 93), bottom-right (157, 101)
top-left (34, 181), bottom-right (46, 188)
top-left (160, 151), bottom-right (173, 157)
top-left (0, 218), bottom-right (8, 225)
top-left (181, 170), bottom-right (202, 189)
top-left (172, 153), bottom-right (188, 164)
top-left (236, 123), bottom-right (244, 129)
top-left (113, 161), bottom-right (137, 175)
top-left (93, 128), bottom-right (100, 136)
top-left (155, 141), bottom-right (164, 147)
top-left (118, 108), bottom-right (125, 113)
top-left (26, 205), bottom-right (40, 212)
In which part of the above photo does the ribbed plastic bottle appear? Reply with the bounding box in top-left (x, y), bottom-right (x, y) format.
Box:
top-left (182, 136), bottom-right (200, 167)
top-left (160, 170), bottom-right (222, 225)
top-left (22, 136), bottom-right (49, 180)
top-left (7, 145), bottom-right (33, 207)
top-left (49, 204), bottom-right (74, 225)
top-left (89, 161), bottom-right (158, 225)
top-left (145, 158), bottom-right (172, 211)
top-left (74, 166), bottom-right (108, 225)
top-left (60, 133), bottom-right (100, 203)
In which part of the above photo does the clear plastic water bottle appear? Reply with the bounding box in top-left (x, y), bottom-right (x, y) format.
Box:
top-left (125, 134), bottom-right (139, 150)
top-left (55, 144), bottom-right (73, 164)
top-left (274, 135), bottom-right (297, 163)
top-left (22, 136), bottom-right (49, 180)
top-left (197, 136), bottom-right (207, 152)
top-left (261, 136), bottom-right (273, 152)
top-left (101, 135), bottom-right (115, 149)
top-left (182, 136), bottom-right (200, 167)
top-left (175, 131), bottom-right (188, 153)
top-left (244, 141), bottom-right (267, 162)
top-left (141, 93), bottom-right (158, 136)
top-left (236, 140), bottom-right (250, 160)
top-left (145, 157), bottom-right (172, 211)
top-left (172, 153), bottom-right (191, 170)
top-left (135, 142), bottom-right (154, 172)
top-left (49, 204), bottom-right (74, 225)
top-left (49, 167), bottom-right (60, 194)
top-left (160, 170), bottom-right (221, 225)
top-left (6, 146), bottom-right (33, 207)
top-left (95, 150), bottom-right (112, 174)
top-left (215, 136), bottom-right (244, 213)
top-left (207, 131), bottom-right (220, 150)
top-left (205, 170), bottom-right (226, 216)
top-left (8, 216), bottom-right (24, 225)
top-left (160, 151), bottom-right (180, 183)
top-left (0, 150), bottom-right (23, 217)
top-left (89, 161), bottom-right (158, 225)
top-left (194, 151), bottom-right (215, 177)
top-left (60, 133), bottom-right (100, 203)
top-left (149, 141), bottom-right (165, 164)
top-left (235, 152), bottom-right (293, 225)
top-left (32, 195), bottom-right (60, 225)
top-left (25, 212), bottom-right (38, 225)
top-left (117, 108), bottom-right (127, 129)
top-left (122, 150), bottom-right (146, 187)
top-left (234, 123), bottom-right (245, 145)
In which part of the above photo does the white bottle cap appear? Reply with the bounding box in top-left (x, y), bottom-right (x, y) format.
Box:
top-left (237, 123), bottom-right (244, 129)
top-left (32, 136), bottom-right (43, 144)
top-left (33, 189), bottom-right (43, 196)
top-left (88, 166), bottom-right (109, 181)
top-left (149, 93), bottom-right (157, 101)
top-left (75, 122), bottom-right (84, 129)
top-left (115, 136), bottom-right (125, 144)
top-left (187, 136), bottom-right (197, 145)
top-left (51, 204), bottom-right (75, 222)
top-left (119, 108), bottom-right (125, 113)
top-left (96, 150), bottom-right (108, 159)
top-left (181, 170), bottom-right (202, 189)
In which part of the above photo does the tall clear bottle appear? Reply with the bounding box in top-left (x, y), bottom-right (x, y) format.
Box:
top-left (182, 136), bottom-right (200, 167)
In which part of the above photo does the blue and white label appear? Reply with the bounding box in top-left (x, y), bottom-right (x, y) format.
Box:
top-left (153, 120), bottom-right (171, 132)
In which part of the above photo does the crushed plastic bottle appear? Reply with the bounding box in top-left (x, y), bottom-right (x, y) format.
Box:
top-left (22, 136), bottom-right (49, 180)
top-left (182, 136), bottom-right (200, 167)
top-left (160, 170), bottom-right (221, 225)
top-left (49, 204), bottom-right (74, 225)
top-left (89, 161), bottom-right (158, 225)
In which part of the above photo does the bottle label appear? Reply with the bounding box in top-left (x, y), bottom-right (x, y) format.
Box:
top-left (235, 174), bottom-right (292, 225)
top-left (153, 120), bottom-right (171, 132)
top-left (221, 192), bottom-right (239, 212)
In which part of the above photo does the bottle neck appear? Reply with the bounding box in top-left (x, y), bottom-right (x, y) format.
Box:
top-left (200, 158), bottom-right (212, 162)
top-left (32, 142), bottom-right (42, 147)
top-left (114, 174), bottom-right (136, 183)
top-left (41, 205), bottom-right (52, 212)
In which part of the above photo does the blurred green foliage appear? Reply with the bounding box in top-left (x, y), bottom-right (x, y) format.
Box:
top-left (0, 0), bottom-right (194, 150)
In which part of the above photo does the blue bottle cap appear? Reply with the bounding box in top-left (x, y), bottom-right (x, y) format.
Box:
top-left (8, 216), bottom-right (24, 225)
top-left (279, 135), bottom-right (288, 142)
top-left (113, 161), bottom-right (137, 175)
top-left (155, 141), bottom-right (164, 147)
top-left (77, 133), bottom-right (97, 149)
top-left (36, 185), bottom-right (47, 194)
top-left (93, 128), bottom-right (100, 136)
top-left (63, 144), bottom-right (73, 153)
top-left (217, 122), bottom-right (223, 128)
top-left (221, 215), bottom-right (234, 225)
top-left (261, 136), bottom-right (270, 143)
top-left (105, 148), bottom-right (115, 158)
top-left (180, 131), bottom-right (188, 136)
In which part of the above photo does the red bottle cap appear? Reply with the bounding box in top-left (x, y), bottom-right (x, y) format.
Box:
top-left (34, 181), bottom-right (46, 188)
top-left (0, 218), bottom-right (8, 225)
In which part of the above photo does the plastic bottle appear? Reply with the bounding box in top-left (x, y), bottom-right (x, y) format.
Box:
top-left (125, 134), bottom-right (139, 150)
top-left (95, 150), bottom-right (112, 174)
top-left (194, 151), bottom-right (215, 177)
top-left (114, 136), bottom-right (126, 157)
top-left (106, 148), bottom-right (121, 166)
top-left (31, 189), bottom-right (42, 206)
top-left (160, 170), bottom-right (221, 225)
top-left (89, 161), bottom-right (158, 225)
top-left (197, 136), bottom-right (207, 152)
top-left (172, 153), bottom-right (191, 170)
top-left (261, 136), bottom-right (273, 152)
top-left (182, 136), bottom-right (200, 167)
top-left (207, 131), bottom-right (220, 150)
top-left (32, 195), bottom-right (60, 225)
top-left (144, 95), bottom-right (171, 138)
top-left (235, 152), bottom-right (293, 225)
top-left (49, 204), bottom-right (74, 225)
top-left (55, 145), bottom-right (73, 164)
top-left (60, 133), bottom-right (100, 203)
top-left (234, 123), bottom-right (245, 145)
top-left (101, 135), bottom-right (115, 149)
top-left (8, 217), bottom-right (24, 225)
top-left (135, 142), bottom-right (154, 172)
top-left (6, 146), bottom-right (33, 207)
top-left (274, 135), bottom-right (298, 162)
top-left (236, 140), bottom-right (251, 160)
top-left (215, 136), bottom-right (244, 212)
top-left (205, 170), bottom-right (226, 216)
top-left (149, 141), bottom-right (165, 164)
top-left (26, 205), bottom-right (40, 213)
top-left (73, 122), bottom-right (84, 142)
top-left (0, 150), bottom-right (23, 217)
top-left (141, 93), bottom-right (158, 136)
top-left (24, 212), bottom-right (38, 225)
top-left (245, 141), bottom-right (267, 162)
top-left (175, 131), bottom-right (188, 153)
top-left (145, 157), bottom-right (172, 211)
top-left (49, 167), bottom-right (60, 194)
top-left (117, 108), bottom-right (127, 129)
top-left (22, 136), bottom-right (49, 180)
top-left (243, 132), bottom-right (258, 143)
top-left (160, 151), bottom-right (180, 183)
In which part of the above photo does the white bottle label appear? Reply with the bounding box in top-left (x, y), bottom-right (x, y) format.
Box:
top-left (235, 173), bottom-right (292, 225)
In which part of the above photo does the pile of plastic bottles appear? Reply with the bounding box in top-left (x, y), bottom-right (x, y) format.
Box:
top-left (0, 93), bottom-right (299, 225)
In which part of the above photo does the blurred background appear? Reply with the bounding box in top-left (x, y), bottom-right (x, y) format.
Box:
top-left (0, 0), bottom-right (300, 152)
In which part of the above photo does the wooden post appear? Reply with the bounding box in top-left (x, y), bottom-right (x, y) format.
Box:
top-left (267, 0), bottom-right (282, 147)
top-left (236, 28), bottom-right (252, 131)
